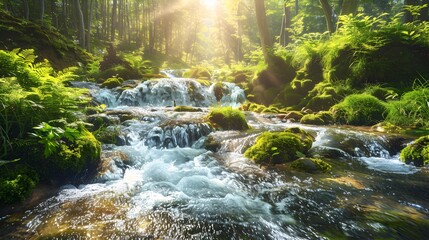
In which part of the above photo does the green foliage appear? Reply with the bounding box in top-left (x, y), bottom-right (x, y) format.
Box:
top-left (331, 94), bottom-right (388, 126)
top-left (321, 13), bottom-right (429, 87)
top-left (290, 158), bottom-right (332, 173)
top-left (183, 66), bottom-right (211, 79)
top-left (30, 121), bottom-right (101, 175)
top-left (0, 165), bottom-right (38, 205)
top-left (0, 49), bottom-right (39, 88)
top-left (385, 83), bottom-right (429, 127)
top-left (206, 106), bottom-right (249, 131)
top-left (364, 85), bottom-right (398, 101)
top-left (244, 128), bottom-right (313, 164)
top-left (0, 49), bottom-right (88, 160)
top-left (400, 135), bottom-right (429, 167)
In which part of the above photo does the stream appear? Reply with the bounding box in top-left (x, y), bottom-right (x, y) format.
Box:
top-left (1, 76), bottom-right (429, 239)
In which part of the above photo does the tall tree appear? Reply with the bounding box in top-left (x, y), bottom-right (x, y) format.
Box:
top-left (320, 0), bottom-right (334, 33)
top-left (111, 0), bottom-right (117, 41)
top-left (279, 0), bottom-right (291, 46)
top-left (40, 0), bottom-right (45, 24)
top-left (254, 0), bottom-right (272, 63)
top-left (74, 0), bottom-right (85, 48)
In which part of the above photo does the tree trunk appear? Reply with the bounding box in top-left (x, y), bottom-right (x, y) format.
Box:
top-left (319, 0), bottom-right (335, 33)
top-left (111, 0), bottom-right (117, 41)
top-left (279, 3), bottom-right (291, 46)
top-left (295, 0), bottom-right (299, 15)
top-left (23, 0), bottom-right (29, 20)
top-left (254, 0), bottom-right (272, 63)
top-left (236, 0), bottom-right (244, 61)
top-left (340, 0), bottom-right (359, 16)
top-left (86, 0), bottom-right (93, 51)
top-left (40, 0), bottom-right (45, 24)
top-left (74, 0), bottom-right (85, 48)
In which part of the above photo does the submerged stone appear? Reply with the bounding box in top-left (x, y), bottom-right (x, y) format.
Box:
top-left (290, 157), bottom-right (332, 173)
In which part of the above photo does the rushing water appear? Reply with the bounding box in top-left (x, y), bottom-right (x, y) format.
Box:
top-left (1, 78), bottom-right (429, 239)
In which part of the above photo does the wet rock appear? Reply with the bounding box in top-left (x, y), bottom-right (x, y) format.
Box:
top-left (86, 114), bottom-right (120, 131)
top-left (96, 151), bottom-right (129, 181)
top-left (145, 123), bottom-right (214, 149)
top-left (290, 157), bottom-right (332, 173)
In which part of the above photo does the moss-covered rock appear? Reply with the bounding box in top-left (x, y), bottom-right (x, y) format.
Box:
top-left (244, 128), bottom-right (313, 164)
top-left (305, 94), bottom-right (336, 112)
top-left (53, 128), bottom-right (101, 175)
top-left (207, 107), bottom-right (249, 131)
top-left (300, 114), bottom-right (325, 125)
top-left (316, 111), bottom-right (335, 124)
top-left (0, 165), bottom-right (39, 205)
top-left (183, 67), bottom-right (211, 79)
top-left (283, 111), bottom-right (304, 122)
top-left (213, 82), bottom-right (226, 102)
top-left (364, 85), bottom-right (398, 101)
top-left (101, 76), bottom-right (123, 89)
top-left (290, 79), bottom-right (314, 95)
top-left (290, 158), bottom-right (332, 173)
top-left (174, 106), bottom-right (202, 112)
top-left (400, 135), bottom-right (429, 167)
top-left (331, 94), bottom-right (387, 126)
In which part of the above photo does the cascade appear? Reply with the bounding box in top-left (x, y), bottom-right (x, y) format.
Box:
top-left (2, 75), bottom-right (429, 240)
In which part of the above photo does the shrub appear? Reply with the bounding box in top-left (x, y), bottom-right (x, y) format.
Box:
top-left (244, 128), bottom-right (313, 164)
top-left (30, 122), bottom-right (101, 179)
top-left (400, 135), bottom-right (429, 167)
top-left (331, 94), bottom-right (387, 126)
top-left (206, 107), bottom-right (249, 131)
top-left (0, 165), bottom-right (39, 205)
top-left (385, 87), bottom-right (429, 127)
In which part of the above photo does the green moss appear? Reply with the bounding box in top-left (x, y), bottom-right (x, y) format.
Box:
top-left (101, 76), bottom-right (123, 89)
top-left (385, 88), bottom-right (429, 127)
top-left (174, 106), bottom-right (202, 112)
top-left (183, 67), bottom-right (211, 79)
top-left (364, 85), bottom-right (397, 101)
top-left (244, 129), bottom-right (313, 164)
top-left (282, 111), bottom-right (304, 122)
top-left (316, 111), bottom-right (334, 124)
top-left (213, 82), bottom-right (225, 102)
top-left (331, 94), bottom-right (387, 126)
top-left (300, 114), bottom-right (325, 125)
top-left (261, 106), bottom-right (280, 114)
top-left (207, 107), bottom-right (249, 131)
top-left (290, 158), bottom-right (332, 173)
top-left (306, 94), bottom-right (336, 112)
top-left (400, 135), bottom-right (429, 167)
top-left (290, 79), bottom-right (314, 95)
top-left (0, 165), bottom-right (39, 205)
top-left (54, 128), bottom-right (101, 174)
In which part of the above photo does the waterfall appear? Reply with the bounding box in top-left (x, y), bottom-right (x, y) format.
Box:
top-left (91, 78), bottom-right (246, 108)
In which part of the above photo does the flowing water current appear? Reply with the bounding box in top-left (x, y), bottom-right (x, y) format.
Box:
top-left (1, 77), bottom-right (429, 239)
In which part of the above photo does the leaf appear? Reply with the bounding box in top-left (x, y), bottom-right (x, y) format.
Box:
top-left (296, 151), bottom-right (305, 158)
top-left (0, 158), bottom-right (20, 166)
